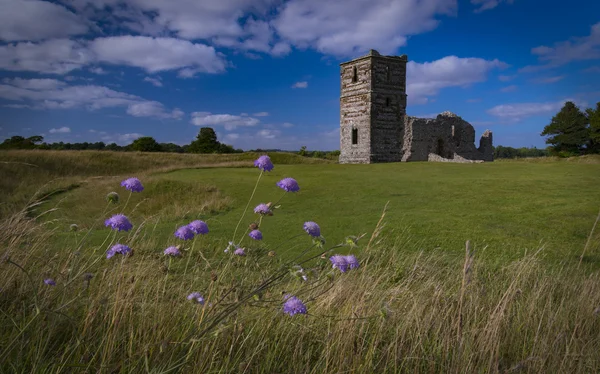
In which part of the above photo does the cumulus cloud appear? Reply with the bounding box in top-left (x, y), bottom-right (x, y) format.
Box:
top-left (190, 112), bottom-right (260, 130)
top-left (0, 0), bottom-right (89, 41)
top-left (0, 39), bottom-right (93, 74)
top-left (0, 78), bottom-right (182, 119)
top-left (487, 99), bottom-right (588, 122)
top-left (89, 36), bottom-right (226, 74)
top-left (521, 22), bottom-right (600, 71)
top-left (292, 81), bottom-right (308, 89)
top-left (253, 111), bottom-right (269, 117)
top-left (470, 0), bottom-right (514, 13)
top-left (49, 126), bottom-right (71, 133)
top-left (407, 55), bottom-right (508, 105)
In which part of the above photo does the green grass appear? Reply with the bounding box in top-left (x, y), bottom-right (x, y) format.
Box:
top-left (1, 151), bottom-right (600, 373)
top-left (39, 157), bottom-right (600, 267)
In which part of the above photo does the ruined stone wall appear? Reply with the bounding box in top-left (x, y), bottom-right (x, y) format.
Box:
top-left (401, 112), bottom-right (493, 162)
top-left (339, 57), bottom-right (372, 164)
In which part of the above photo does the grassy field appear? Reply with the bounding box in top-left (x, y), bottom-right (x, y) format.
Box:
top-left (1, 150), bottom-right (600, 373)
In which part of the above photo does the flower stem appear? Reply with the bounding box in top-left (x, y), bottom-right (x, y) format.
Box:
top-left (232, 171), bottom-right (263, 245)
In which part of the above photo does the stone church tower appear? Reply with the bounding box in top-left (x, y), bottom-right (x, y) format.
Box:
top-left (339, 49), bottom-right (408, 163)
top-left (339, 50), bottom-right (493, 164)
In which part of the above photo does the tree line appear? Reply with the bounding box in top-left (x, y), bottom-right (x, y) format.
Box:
top-left (0, 127), bottom-right (243, 154)
top-left (541, 101), bottom-right (600, 156)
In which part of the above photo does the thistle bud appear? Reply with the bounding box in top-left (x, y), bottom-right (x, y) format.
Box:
top-left (249, 222), bottom-right (258, 230)
top-left (106, 192), bottom-right (120, 204)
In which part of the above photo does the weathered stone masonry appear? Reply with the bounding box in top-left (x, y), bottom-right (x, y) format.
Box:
top-left (339, 50), bottom-right (493, 164)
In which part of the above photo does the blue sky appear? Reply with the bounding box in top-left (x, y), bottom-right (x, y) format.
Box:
top-left (0, 0), bottom-right (599, 151)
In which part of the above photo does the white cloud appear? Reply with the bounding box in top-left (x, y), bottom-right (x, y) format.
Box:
top-left (89, 36), bottom-right (226, 75)
top-left (524, 22), bottom-right (600, 69)
top-left (0, 39), bottom-right (93, 74)
top-left (531, 76), bottom-right (565, 84)
top-left (257, 129), bottom-right (277, 139)
top-left (487, 99), bottom-right (588, 122)
top-left (500, 85), bottom-right (518, 92)
top-left (407, 55), bottom-right (508, 105)
top-left (253, 111), bottom-right (269, 117)
top-left (190, 112), bottom-right (260, 130)
top-left (2, 78), bottom-right (66, 90)
top-left (126, 102), bottom-right (184, 119)
top-left (470, 0), bottom-right (514, 13)
top-left (273, 0), bottom-right (456, 56)
top-left (119, 133), bottom-right (143, 142)
top-left (282, 122), bottom-right (294, 128)
top-left (49, 126), bottom-right (71, 133)
top-left (225, 127), bottom-right (340, 150)
top-left (89, 67), bottom-right (107, 74)
top-left (0, 78), bottom-right (181, 119)
top-left (0, 0), bottom-right (88, 41)
top-left (292, 81), bottom-right (308, 89)
top-left (143, 76), bottom-right (163, 87)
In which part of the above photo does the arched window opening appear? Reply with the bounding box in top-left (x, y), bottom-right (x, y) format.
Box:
top-left (385, 97), bottom-right (391, 107)
top-left (352, 128), bottom-right (358, 145)
top-left (352, 66), bottom-right (358, 83)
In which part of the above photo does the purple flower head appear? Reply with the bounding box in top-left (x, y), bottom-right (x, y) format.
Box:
top-left (187, 292), bottom-right (205, 305)
top-left (249, 229), bottom-right (263, 240)
top-left (164, 246), bottom-right (181, 257)
top-left (44, 278), bottom-right (56, 286)
top-left (254, 155), bottom-right (274, 172)
top-left (188, 220), bottom-right (209, 235)
top-left (345, 255), bottom-right (360, 270)
top-left (121, 177), bottom-right (144, 193)
top-left (303, 221), bottom-right (320, 237)
top-left (234, 247), bottom-right (246, 256)
top-left (277, 177), bottom-right (300, 193)
top-left (330, 255), bottom-right (349, 273)
top-left (253, 203), bottom-right (272, 215)
top-left (106, 244), bottom-right (132, 259)
top-left (175, 225), bottom-right (195, 241)
top-left (283, 295), bottom-right (307, 316)
top-left (104, 214), bottom-right (133, 232)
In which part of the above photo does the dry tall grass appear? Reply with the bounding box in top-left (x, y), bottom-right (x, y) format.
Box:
top-left (1, 201), bottom-right (599, 373)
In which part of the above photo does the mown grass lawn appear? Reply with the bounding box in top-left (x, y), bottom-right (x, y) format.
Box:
top-left (44, 158), bottom-right (600, 267)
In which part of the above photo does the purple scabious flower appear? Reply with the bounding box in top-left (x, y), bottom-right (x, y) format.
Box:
top-left (164, 246), bottom-right (181, 257)
top-left (121, 177), bottom-right (144, 192)
top-left (175, 225), bottom-right (195, 240)
top-left (188, 220), bottom-right (209, 235)
top-left (253, 203), bottom-right (272, 215)
top-left (345, 255), bottom-right (360, 270)
top-left (254, 155), bottom-right (274, 172)
top-left (303, 221), bottom-right (320, 237)
top-left (283, 295), bottom-right (307, 316)
top-left (44, 278), bottom-right (56, 286)
top-left (187, 292), bottom-right (205, 305)
top-left (330, 255), bottom-right (349, 273)
top-left (104, 214), bottom-right (133, 232)
top-left (277, 177), bottom-right (300, 192)
top-left (249, 230), bottom-right (263, 240)
top-left (234, 247), bottom-right (246, 256)
top-left (107, 243), bottom-right (132, 259)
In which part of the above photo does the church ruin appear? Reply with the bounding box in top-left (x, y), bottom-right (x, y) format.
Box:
top-left (339, 50), bottom-right (493, 164)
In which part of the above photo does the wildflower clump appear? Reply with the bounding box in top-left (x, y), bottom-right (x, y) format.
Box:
top-left (254, 155), bottom-right (274, 172)
top-left (104, 214), bottom-right (133, 232)
top-left (106, 244), bottom-right (132, 259)
top-left (277, 177), bottom-right (300, 192)
top-left (175, 225), bottom-right (194, 240)
top-left (253, 203), bottom-right (272, 215)
top-left (282, 295), bottom-right (307, 316)
top-left (329, 254), bottom-right (360, 273)
top-left (44, 278), bottom-right (56, 286)
top-left (249, 230), bottom-right (263, 240)
top-left (164, 246), bottom-right (181, 257)
top-left (303, 221), bottom-right (320, 237)
top-left (120, 177), bottom-right (144, 192)
top-left (188, 220), bottom-right (209, 235)
top-left (187, 292), bottom-right (205, 305)
top-left (234, 247), bottom-right (246, 256)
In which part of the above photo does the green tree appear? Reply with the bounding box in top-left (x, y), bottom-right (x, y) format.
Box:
top-left (298, 146), bottom-right (307, 156)
top-left (586, 102), bottom-right (600, 153)
top-left (188, 127), bottom-right (220, 153)
top-left (131, 136), bottom-right (161, 152)
top-left (541, 101), bottom-right (589, 155)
